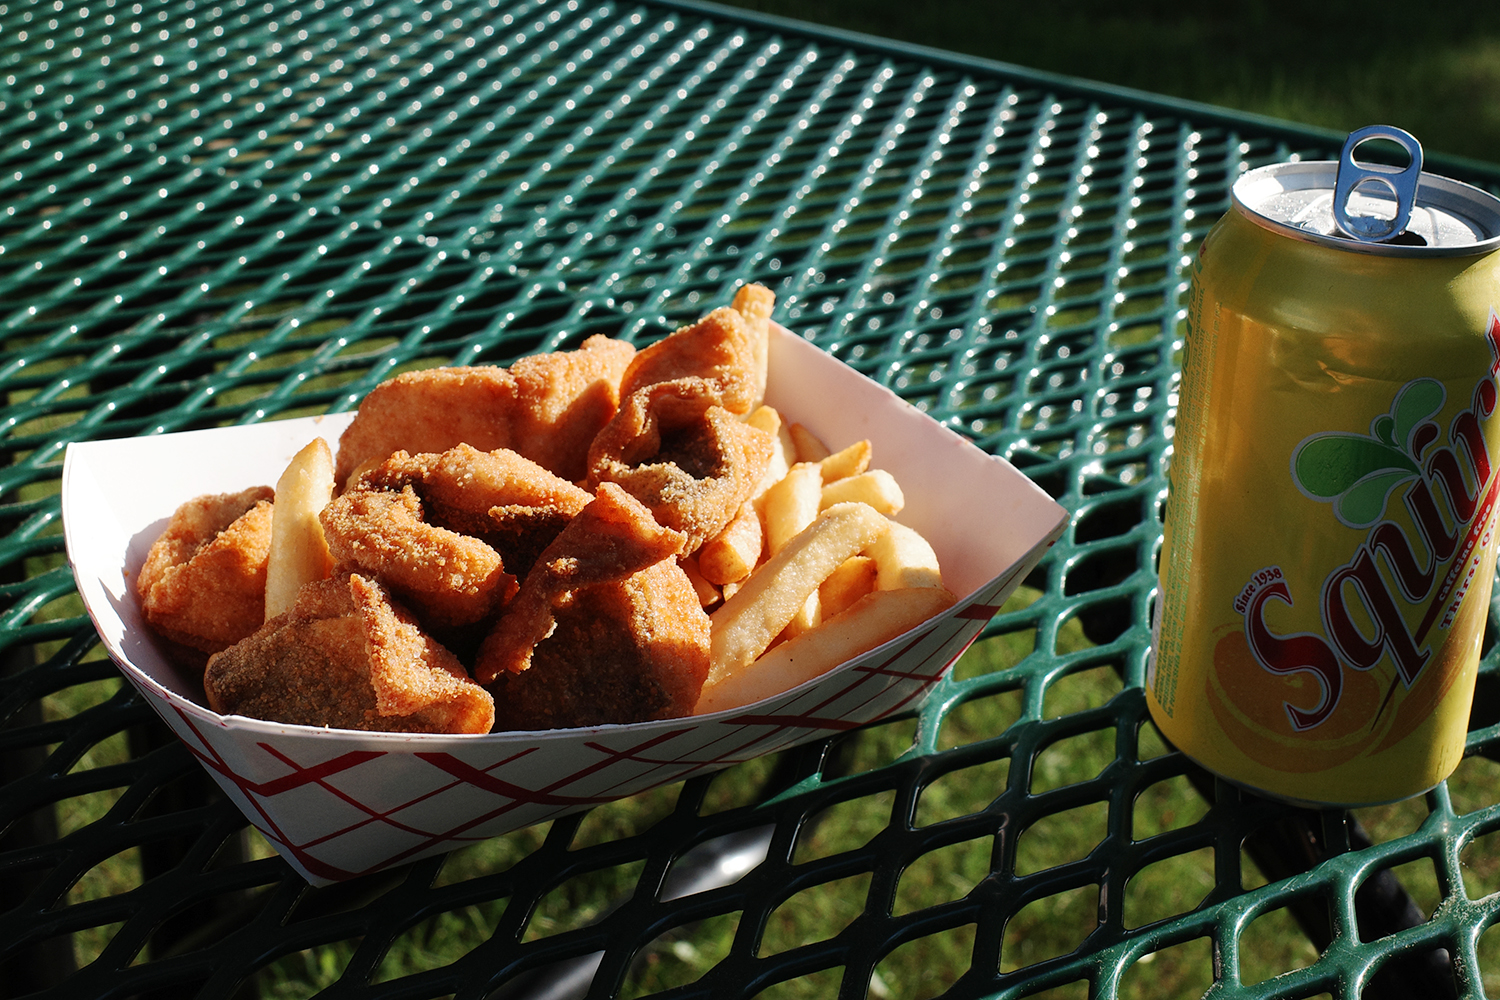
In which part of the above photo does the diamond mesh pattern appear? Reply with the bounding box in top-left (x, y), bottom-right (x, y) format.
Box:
top-left (4, 0), bottom-right (1500, 997)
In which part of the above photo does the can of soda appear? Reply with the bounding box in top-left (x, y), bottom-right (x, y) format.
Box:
top-left (1148, 125), bottom-right (1500, 806)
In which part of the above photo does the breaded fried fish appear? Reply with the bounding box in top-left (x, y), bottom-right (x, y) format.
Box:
top-left (615, 306), bottom-right (761, 414)
top-left (335, 334), bottom-right (635, 486)
top-left (136, 486), bottom-right (275, 657)
top-left (476, 482), bottom-right (710, 729)
top-left (588, 391), bottom-right (774, 551)
top-left (320, 482), bottom-right (515, 629)
top-left (204, 573), bottom-right (494, 734)
top-left (361, 444), bottom-right (591, 579)
top-left (586, 288), bottom-right (779, 550)
top-left (323, 446), bottom-right (593, 633)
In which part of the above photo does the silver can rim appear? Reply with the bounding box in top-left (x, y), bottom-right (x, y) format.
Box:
top-left (1231, 160), bottom-right (1500, 257)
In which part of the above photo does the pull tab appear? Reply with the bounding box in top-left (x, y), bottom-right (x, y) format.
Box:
top-left (1333, 125), bottom-right (1423, 242)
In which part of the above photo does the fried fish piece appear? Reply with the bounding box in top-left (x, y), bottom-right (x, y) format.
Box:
top-left (320, 482), bottom-right (515, 629)
top-left (588, 393), bottom-right (774, 551)
top-left (476, 483), bottom-right (710, 729)
top-left (586, 290), bottom-right (779, 549)
top-left (203, 573), bottom-right (494, 734)
top-left (362, 444), bottom-right (591, 579)
top-left (137, 486), bottom-right (275, 657)
top-left (614, 306), bottom-right (760, 414)
top-left (334, 334), bottom-right (636, 486)
top-left (324, 446), bottom-right (590, 632)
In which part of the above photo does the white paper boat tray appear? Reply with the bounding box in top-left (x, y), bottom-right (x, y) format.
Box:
top-left (63, 325), bottom-right (1067, 885)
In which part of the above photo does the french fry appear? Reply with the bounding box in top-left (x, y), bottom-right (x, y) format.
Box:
top-left (733, 283), bottom-right (774, 409)
top-left (789, 423), bottom-right (831, 463)
top-left (698, 502), bottom-right (763, 585)
top-left (819, 555), bottom-right (877, 619)
top-left (747, 405), bottom-right (792, 502)
top-left (867, 521), bottom-right (945, 590)
top-left (763, 462), bottom-right (823, 555)
top-left (820, 469), bottom-right (904, 516)
top-left (264, 438), bottom-right (336, 619)
top-left (780, 591), bottom-right (821, 643)
top-left (679, 554), bottom-right (722, 608)
top-left (761, 461), bottom-right (825, 636)
top-left (343, 454), bottom-right (384, 491)
top-left (708, 502), bottom-right (890, 681)
top-left (747, 405), bottom-right (781, 437)
top-left (819, 439), bottom-right (871, 483)
top-left (696, 587), bottom-right (957, 714)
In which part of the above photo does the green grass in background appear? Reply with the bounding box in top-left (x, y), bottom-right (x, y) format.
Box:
top-left (708, 0), bottom-right (1500, 166)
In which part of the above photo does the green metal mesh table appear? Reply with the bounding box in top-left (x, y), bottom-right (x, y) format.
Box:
top-left (5, 0), bottom-right (1500, 997)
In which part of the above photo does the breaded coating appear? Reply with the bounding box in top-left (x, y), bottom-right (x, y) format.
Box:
top-left (203, 573), bottom-right (494, 733)
top-left (334, 334), bottom-right (635, 486)
top-left (509, 335), bottom-right (637, 479)
top-left (588, 389), bottom-right (774, 551)
top-left (616, 305), bottom-right (761, 412)
top-left (488, 560), bottom-right (711, 730)
top-left (587, 294), bottom-right (778, 549)
top-left (363, 444), bottom-right (590, 579)
top-left (136, 486), bottom-right (275, 656)
top-left (320, 479), bottom-right (515, 629)
top-left (476, 482), bottom-right (688, 680)
top-left (476, 483), bottom-right (710, 728)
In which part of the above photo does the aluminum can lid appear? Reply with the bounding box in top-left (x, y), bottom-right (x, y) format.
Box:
top-left (1233, 126), bottom-right (1500, 257)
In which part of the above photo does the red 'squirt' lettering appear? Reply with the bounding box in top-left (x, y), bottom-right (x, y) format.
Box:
top-left (1406, 476), bottom-right (1459, 564)
top-left (1426, 377), bottom-right (1497, 528)
top-left (1322, 548), bottom-right (1431, 686)
top-left (1488, 310), bottom-right (1500, 375)
top-left (1410, 420), bottom-right (1440, 458)
top-left (1237, 314), bottom-right (1500, 733)
top-left (1477, 378), bottom-right (1498, 418)
top-left (1429, 448), bottom-right (1480, 524)
top-left (1368, 522), bottom-right (1435, 602)
top-left (1453, 405), bottom-right (1492, 490)
top-left (1245, 576), bottom-right (1344, 731)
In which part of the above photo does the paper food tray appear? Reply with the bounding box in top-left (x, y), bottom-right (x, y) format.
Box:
top-left (63, 324), bottom-right (1067, 885)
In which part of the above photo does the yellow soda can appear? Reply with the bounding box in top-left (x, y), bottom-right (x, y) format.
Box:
top-left (1149, 126), bottom-right (1500, 805)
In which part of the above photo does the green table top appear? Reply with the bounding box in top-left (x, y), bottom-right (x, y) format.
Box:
top-left (4, 1), bottom-right (1500, 997)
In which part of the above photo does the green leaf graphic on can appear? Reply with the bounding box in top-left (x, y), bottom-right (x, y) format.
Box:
top-left (1292, 378), bottom-right (1445, 527)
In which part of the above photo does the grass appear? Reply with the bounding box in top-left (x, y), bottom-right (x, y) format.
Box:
top-left (708, 0), bottom-right (1500, 167)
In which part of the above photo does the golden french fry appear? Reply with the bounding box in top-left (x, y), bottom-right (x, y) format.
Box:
top-left (265, 438), bottom-right (336, 619)
top-left (789, 423), bottom-right (831, 463)
top-left (773, 420), bottom-right (796, 483)
top-left (820, 555), bottom-right (877, 619)
top-left (696, 586), bottom-right (957, 714)
top-left (780, 591), bottom-right (822, 643)
top-left (747, 404), bottom-right (781, 436)
top-left (867, 521), bottom-right (945, 590)
top-left (762, 462), bottom-right (823, 555)
top-left (708, 502), bottom-right (890, 681)
top-left (679, 554), bottom-right (722, 608)
top-left (747, 405), bottom-right (791, 502)
top-left (819, 439), bottom-right (871, 483)
top-left (820, 469), bottom-right (904, 516)
top-left (733, 283), bottom-right (774, 408)
top-left (698, 503), bottom-right (763, 585)
top-left (343, 454), bottom-right (384, 491)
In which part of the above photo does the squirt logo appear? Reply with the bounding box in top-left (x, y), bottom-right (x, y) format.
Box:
top-left (1233, 311), bottom-right (1500, 732)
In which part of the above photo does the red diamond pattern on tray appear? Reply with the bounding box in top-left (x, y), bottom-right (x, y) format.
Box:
top-left (125, 555), bottom-right (1034, 884)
